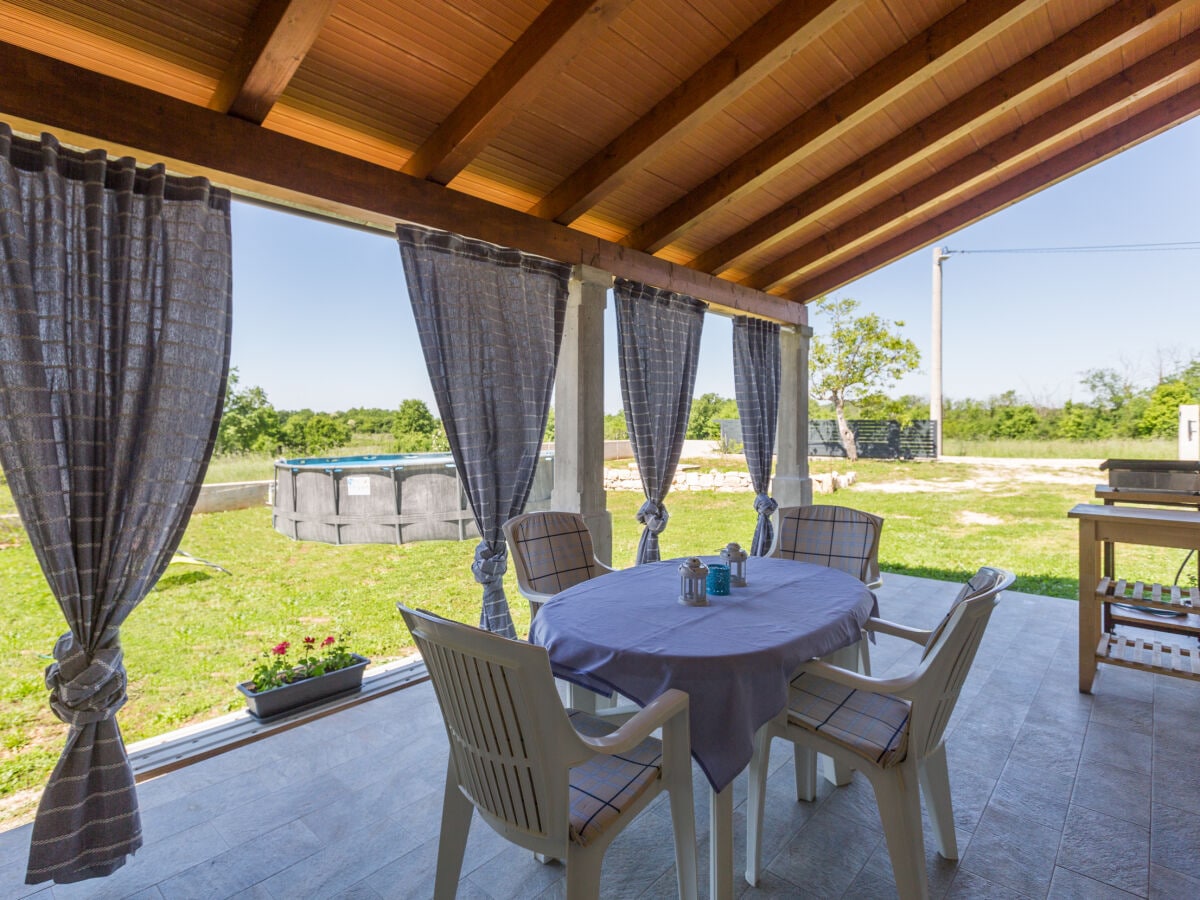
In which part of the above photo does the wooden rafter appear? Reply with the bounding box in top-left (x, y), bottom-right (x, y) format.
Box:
top-left (622, 0), bottom-right (1043, 253)
top-left (753, 31), bottom-right (1200, 292)
top-left (527, 0), bottom-right (858, 224)
top-left (690, 0), bottom-right (1183, 276)
top-left (784, 81), bottom-right (1200, 303)
top-left (402, 0), bottom-right (635, 185)
top-left (0, 41), bottom-right (804, 325)
top-left (210, 0), bottom-right (337, 124)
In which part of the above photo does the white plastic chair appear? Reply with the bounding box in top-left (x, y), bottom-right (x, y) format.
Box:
top-left (770, 503), bottom-right (884, 681)
top-left (504, 510), bottom-right (616, 621)
top-left (768, 504), bottom-right (883, 587)
top-left (399, 604), bottom-right (698, 900)
top-left (745, 567), bottom-right (1015, 900)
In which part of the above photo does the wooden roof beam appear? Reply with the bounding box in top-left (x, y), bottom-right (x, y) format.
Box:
top-left (754, 31), bottom-right (1200, 292)
top-left (210, 0), bottom-right (337, 124)
top-left (402, 0), bottom-right (636, 185)
top-left (690, 0), bottom-right (1183, 276)
top-left (528, 0), bottom-right (859, 224)
top-left (784, 81), bottom-right (1200, 303)
top-left (623, 0), bottom-right (1044, 254)
top-left (0, 41), bottom-right (803, 326)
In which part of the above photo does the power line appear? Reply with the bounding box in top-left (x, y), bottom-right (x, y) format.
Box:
top-left (946, 240), bottom-right (1200, 255)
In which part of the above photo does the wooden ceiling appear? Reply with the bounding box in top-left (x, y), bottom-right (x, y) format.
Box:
top-left (1, 0), bottom-right (1198, 324)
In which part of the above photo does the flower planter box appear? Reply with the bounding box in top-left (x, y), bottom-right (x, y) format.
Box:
top-left (237, 654), bottom-right (370, 722)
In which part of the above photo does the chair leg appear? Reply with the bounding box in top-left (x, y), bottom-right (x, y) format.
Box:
top-left (871, 767), bottom-right (928, 900)
top-left (663, 709), bottom-right (699, 900)
top-left (667, 778), bottom-right (699, 900)
top-left (434, 767), bottom-right (473, 900)
top-left (793, 744), bottom-right (817, 802)
top-left (745, 726), bottom-right (773, 886)
top-left (917, 743), bottom-right (957, 859)
top-left (565, 845), bottom-right (603, 900)
top-left (858, 635), bottom-right (872, 676)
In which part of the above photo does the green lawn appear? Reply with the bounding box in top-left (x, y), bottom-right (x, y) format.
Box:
top-left (1, 452), bottom-right (1194, 823)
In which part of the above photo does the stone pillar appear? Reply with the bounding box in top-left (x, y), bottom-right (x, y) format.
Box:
top-left (551, 264), bottom-right (613, 564)
top-left (774, 324), bottom-right (814, 507)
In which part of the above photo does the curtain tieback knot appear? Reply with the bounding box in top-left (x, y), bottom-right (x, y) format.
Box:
top-left (636, 500), bottom-right (669, 534)
top-left (754, 494), bottom-right (778, 517)
top-left (472, 542), bottom-right (508, 585)
top-left (44, 632), bottom-right (127, 727)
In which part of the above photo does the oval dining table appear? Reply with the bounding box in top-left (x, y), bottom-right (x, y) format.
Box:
top-left (529, 556), bottom-right (877, 899)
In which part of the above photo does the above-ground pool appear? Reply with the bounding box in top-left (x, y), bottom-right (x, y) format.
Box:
top-left (272, 452), bottom-right (554, 545)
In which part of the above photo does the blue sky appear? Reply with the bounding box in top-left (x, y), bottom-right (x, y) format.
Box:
top-left (230, 115), bottom-right (1200, 414)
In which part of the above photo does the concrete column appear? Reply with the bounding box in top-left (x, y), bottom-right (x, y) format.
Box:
top-left (552, 264), bottom-right (613, 564)
top-left (774, 324), bottom-right (814, 507)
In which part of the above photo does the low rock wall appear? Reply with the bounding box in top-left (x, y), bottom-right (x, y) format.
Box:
top-left (604, 467), bottom-right (855, 495)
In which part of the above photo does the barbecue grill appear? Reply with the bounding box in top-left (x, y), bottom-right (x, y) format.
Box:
top-left (1099, 458), bottom-right (1200, 503)
top-left (1096, 459), bottom-right (1200, 638)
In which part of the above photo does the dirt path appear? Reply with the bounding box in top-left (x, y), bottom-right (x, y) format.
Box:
top-left (855, 456), bottom-right (1102, 493)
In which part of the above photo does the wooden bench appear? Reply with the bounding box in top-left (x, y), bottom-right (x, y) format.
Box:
top-left (1068, 504), bottom-right (1200, 691)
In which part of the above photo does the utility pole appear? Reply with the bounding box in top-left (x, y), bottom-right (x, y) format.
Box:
top-left (931, 246), bottom-right (950, 457)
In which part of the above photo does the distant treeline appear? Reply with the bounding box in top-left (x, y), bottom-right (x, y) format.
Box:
top-left (217, 359), bottom-right (1200, 456)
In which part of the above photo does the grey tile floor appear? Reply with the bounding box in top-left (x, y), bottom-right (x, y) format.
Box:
top-left (2, 572), bottom-right (1198, 899)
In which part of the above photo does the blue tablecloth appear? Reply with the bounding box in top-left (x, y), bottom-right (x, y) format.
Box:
top-left (529, 557), bottom-right (877, 791)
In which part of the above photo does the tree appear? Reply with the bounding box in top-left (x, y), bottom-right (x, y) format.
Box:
top-left (215, 369), bottom-right (282, 454)
top-left (392, 398), bottom-right (437, 452)
top-left (809, 296), bottom-right (920, 461)
top-left (603, 412), bottom-right (629, 440)
top-left (301, 414), bottom-right (351, 455)
top-left (1139, 381), bottom-right (1194, 438)
top-left (687, 393), bottom-right (738, 439)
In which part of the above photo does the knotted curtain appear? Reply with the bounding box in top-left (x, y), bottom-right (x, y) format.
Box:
top-left (732, 316), bottom-right (781, 555)
top-left (397, 224), bottom-right (568, 637)
top-left (0, 126), bottom-right (232, 885)
top-left (614, 279), bottom-right (705, 564)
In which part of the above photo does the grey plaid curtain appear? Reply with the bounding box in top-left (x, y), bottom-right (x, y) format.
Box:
top-left (614, 279), bottom-right (705, 564)
top-left (733, 316), bottom-right (781, 555)
top-left (397, 224), bottom-right (568, 638)
top-left (0, 126), bottom-right (232, 885)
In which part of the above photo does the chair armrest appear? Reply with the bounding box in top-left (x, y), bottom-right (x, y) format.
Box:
top-left (517, 587), bottom-right (556, 610)
top-left (576, 689), bottom-right (689, 757)
top-left (864, 616), bottom-right (931, 645)
top-left (594, 560), bottom-right (618, 576)
top-left (796, 658), bottom-right (917, 697)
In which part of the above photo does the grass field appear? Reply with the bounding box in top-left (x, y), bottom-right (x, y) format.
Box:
top-left (1, 449), bottom-right (1194, 824)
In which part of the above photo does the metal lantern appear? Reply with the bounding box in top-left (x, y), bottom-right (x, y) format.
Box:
top-left (678, 557), bottom-right (709, 606)
top-left (721, 542), bottom-right (749, 587)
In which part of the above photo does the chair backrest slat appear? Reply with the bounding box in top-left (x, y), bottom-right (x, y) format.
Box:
top-left (399, 606), bottom-right (574, 842)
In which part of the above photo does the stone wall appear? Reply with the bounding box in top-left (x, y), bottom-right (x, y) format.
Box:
top-left (604, 466), bottom-right (856, 495)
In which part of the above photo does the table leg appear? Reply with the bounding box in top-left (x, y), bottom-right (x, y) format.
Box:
top-left (710, 782), bottom-right (733, 900)
top-left (1079, 519), bottom-right (1101, 693)
top-left (568, 682), bottom-right (599, 713)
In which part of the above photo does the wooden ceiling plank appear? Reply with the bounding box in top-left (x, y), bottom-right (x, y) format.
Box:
top-left (754, 30), bottom-right (1200, 291)
top-left (784, 80), bottom-right (1200, 303)
top-left (623, 0), bottom-right (1045, 254)
top-left (211, 0), bottom-right (338, 123)
top-left (528, 0), bottom-right (860, 225)
top-left (691, 0), bottom-right (1184, 275)
top-left (0, 40), bottom-right (802, 325)
top-left (402, 0), bottom-right (635, 185)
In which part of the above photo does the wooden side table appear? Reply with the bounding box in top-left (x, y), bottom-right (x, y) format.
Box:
top-left (1068, 504), bottom-right (1200, 691)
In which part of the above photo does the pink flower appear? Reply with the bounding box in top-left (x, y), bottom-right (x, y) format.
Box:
top-left (303, 636), bottom-right (316, 646)
top-left (272, 641), bottom-right (290, 656)
top-left (321, 636), bottom-right (335, 647)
